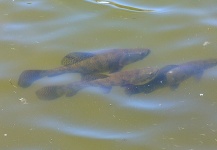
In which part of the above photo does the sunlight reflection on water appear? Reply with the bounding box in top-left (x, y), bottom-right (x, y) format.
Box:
top-left (86, 0), bottom-right (173, 13)
top-left (21, 116), bottom-right (140, 139)
top-left (1, 0), bottom-right (217, 149)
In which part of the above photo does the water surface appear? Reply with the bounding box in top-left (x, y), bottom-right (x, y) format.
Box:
top-left (1, 0), bottom-right (217, 149)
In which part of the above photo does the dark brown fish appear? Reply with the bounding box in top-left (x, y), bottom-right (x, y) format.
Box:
top-left (36, 67), bottom-right (159, 100)
top-left (166, 58), bottom-right (217, 88)
top-left (125, 58), bottom-right (217, 95)
top-left (124, 65), bottom-right (178, 95)
top-left (18, 48), bottom-right (150, 88)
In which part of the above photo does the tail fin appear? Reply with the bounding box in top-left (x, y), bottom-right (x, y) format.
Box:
top-left (18, 70), bottom-right (47, 88)
top-left (36, 85), bottom-right (65, 100)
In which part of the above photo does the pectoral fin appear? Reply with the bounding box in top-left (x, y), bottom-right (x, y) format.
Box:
top-left (61, 52), bottom-right (95, 66)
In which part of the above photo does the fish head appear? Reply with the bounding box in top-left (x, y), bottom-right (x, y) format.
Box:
top-left (166, 59), bottom-right (217, 87)
top-left (166, 68), bottom-right (187, 86)
top-left (121, 48), bottom-right (150, 65)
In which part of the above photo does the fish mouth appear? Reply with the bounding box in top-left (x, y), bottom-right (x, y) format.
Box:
top-left (143, 49), bottom-right (150, 55)
top-left (128, 49), bottom-right (150, 60)
top-left (135, 48), bottom-right (150, 56)
top-left (139, 49), bottom-right (150, 58)
top-left (128, 48), bottom-right (150, 56)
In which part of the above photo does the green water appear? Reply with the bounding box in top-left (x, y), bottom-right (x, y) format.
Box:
top-left (1, 0), bottom-right (217, 149)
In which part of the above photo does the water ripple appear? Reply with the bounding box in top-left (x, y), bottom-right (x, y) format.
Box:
top-left (122, 98), bottom-right (179, 111)
top-left (86, 0), bottom-right (155, 12)
top-left (22, 116), bottom-right (139, 140)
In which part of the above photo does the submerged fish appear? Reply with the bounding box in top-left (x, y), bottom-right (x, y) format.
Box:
top-left (36, 67), bottom-right (159, 100)
top-left (124, 65), bottom-right (178, 95)
top-left (166, 58), bottom-right (217, 88)
top-left (125, 58), bottom-right (217, 95)
top-left (18, 48), bottom-right (150, 88)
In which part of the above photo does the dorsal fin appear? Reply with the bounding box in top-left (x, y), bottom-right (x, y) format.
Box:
top-left (61, 52), bottom-right (95, 66)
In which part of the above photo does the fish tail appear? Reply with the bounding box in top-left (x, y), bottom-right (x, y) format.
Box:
top-left (36, 85), bottom-right (65, 100)
top-left (18, 70), bottom-right (47, 88)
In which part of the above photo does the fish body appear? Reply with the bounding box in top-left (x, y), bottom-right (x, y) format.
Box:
top-left (36, 67), bottom-right (159, 100)
top-left (49, 48), bottom-right (150, 74)
top-left (166, 58), bottom-right (217, 88)
top-left (125, 58), bottom-right (217, 95)
top-left (124, 65), bottom-right (178, 95)
top-left (82, 67), bottom-right (158, 87)
top-left (18, 48), bottom-right (150, 88)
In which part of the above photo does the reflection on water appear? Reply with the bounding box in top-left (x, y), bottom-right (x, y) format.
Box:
top-left (1, 0), bottom-right (217, 149)
top-left (22, 116), bottom-right (140, 140)
top-left (87, 0), bottom-right (154, 12)
top-left (122, 97), bottom-right (179, 111)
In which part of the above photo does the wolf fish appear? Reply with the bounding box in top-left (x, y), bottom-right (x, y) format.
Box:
top-left (166, 58), bottom-right (217, 88)
top-left (125, 58), bottom-right (217, 95)
top-left (18, 48), bottom-right (150, 88)
top-left (36, 67), bottom-right (159, 100)
top-left (124, 65), bottom-right (178, 95)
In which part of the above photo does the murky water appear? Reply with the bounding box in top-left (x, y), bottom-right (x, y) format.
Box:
top-left (1, 0), bottom-right (217, 149)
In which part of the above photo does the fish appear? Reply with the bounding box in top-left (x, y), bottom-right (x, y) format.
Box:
top-left (166, 58), bottom-right (217, 88)
top-left (124, 58), bottom-right (217, 95)
top-left (124, 65), bottom-right (178, 95)
top-left (36, 67), bottom-right (159, 100)
top-left (18, 48), bottom-right (150, 88)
